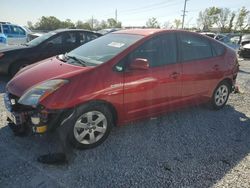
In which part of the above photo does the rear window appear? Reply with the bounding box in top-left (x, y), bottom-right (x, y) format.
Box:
top-left (180, 32), bottom-right (213, 62)
top-left (211, 41), bottom-right (225, 56)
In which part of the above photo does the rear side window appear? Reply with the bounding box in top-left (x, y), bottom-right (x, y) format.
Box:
top-left (180, 32), bottom-right (213, 62)
top-left (64, 32), bottom-right (77, 44)
top-left (211, 41), bottom-right (225, 56)
top-left (86, 33), bottom-right (99, 42)
top-left (79, 32), bottom-right (86, 44)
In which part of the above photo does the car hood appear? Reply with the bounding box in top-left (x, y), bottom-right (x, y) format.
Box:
top-left (7, 57), bottom-right (92, 97)
top-left (0, 44), bottom-right (28, 52)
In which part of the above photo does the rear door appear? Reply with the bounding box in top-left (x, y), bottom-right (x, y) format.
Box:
top-left (123, 32), bottom-right (182, 121)
top-left (178, 32), bottom-right (223, 105)
top-left (62, 31), bottom-right (78, 52)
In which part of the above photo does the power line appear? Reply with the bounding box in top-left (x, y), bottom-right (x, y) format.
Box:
top-left (102, 0), bottom-right (180, 17)
top-left (119, 0), bottom-right (175, 13)
top-left (120, 1), bottom-right (183, 16)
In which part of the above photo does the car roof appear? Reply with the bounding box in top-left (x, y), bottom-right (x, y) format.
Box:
top-left (113, 29), bottom-right (174, 36)
top-left (52, 28), bottom-right (99, 34)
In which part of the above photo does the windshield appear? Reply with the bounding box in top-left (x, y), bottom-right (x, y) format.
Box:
top-left (66, 33), bottom-right (143, 66)
top-left (27, 32), bottom-right (56, 46)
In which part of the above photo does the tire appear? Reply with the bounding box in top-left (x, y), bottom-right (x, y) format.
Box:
top-left (69, 103), bottom-right (114, 150)
top-left (210, 81), bottom-right (230, 110)
top-left (10, 61), bottom-right (30, 77)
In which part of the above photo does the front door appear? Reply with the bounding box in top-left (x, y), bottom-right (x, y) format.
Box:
top-left (123, 33), bottom-right (182, 121)
top-left (39, 33), bottom-right (64, 60)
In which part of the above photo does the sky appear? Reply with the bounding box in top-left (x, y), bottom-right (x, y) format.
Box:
top-left (1, 0), bottom-right (250, 28)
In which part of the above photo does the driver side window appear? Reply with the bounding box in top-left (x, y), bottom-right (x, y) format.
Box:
top-left (129, 33), bottom-right (177, 67)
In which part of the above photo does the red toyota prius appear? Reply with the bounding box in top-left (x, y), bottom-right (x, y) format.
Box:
top-left (5, 29), bottom-right (239, 149)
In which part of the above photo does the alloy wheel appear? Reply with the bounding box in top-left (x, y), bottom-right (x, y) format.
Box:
top-left (214, 85), bottom-right (229, 106)
top-left (73, 111), bottom-right (107, 144)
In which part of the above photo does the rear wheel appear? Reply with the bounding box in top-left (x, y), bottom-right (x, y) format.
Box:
top-left (210, 81), bottom-right (230, 110)
top-left (69, 103), bottom-right (113, 149)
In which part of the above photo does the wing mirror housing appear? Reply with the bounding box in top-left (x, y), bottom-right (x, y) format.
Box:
top-left (129, 58), bottom-right (149, 70)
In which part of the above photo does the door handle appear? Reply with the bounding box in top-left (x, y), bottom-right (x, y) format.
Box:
top-left (170, 72), bottom-right (180, 79)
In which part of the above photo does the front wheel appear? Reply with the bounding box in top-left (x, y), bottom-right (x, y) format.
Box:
top-left (210, 81), bottom-right (230, 110)
top-left (69, 104), bottom-right (114, 149)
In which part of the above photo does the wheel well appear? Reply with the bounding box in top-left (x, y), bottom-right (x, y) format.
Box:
top-left (81, 100), bottom-right (118, 125)
top-left (222, 78), bottom-right (233, 92)
top-left (8, 59), bottom-right (30, 75)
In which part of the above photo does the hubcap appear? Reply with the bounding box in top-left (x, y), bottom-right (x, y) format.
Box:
top-left (73, 111), bottom-right (107, 144)
top-left (215, 85), bottom-right (229, 106)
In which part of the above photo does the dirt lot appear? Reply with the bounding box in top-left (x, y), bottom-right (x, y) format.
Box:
top-left (0, 60), bottom-right (249, 188)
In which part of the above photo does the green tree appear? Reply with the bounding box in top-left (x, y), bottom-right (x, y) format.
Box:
top-left (146, 17), bottom-right (160, 28)
top-left (35, 16), bottom-right (62, 30)
top-left (218, 8), bottom-right (231, 32)
top-left (234, 6), bottom-right (249, 31)
top-left (107, 18), bottom-right (122, 28)
top-left (99, 20), bottom-right (108, 29)
top-left (61, 19), bottom-right (75, 28)
top-left (173, 19), bottom-right (181, 29)
top-left (75, 20), bottom-right (92, 30)
top-left (227, 12), bottom-right (236, 32)
top-left (197, 7), bottom-right (221, 30)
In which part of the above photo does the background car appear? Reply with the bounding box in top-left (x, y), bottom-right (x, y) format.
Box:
top-left (239, 43), bottom-right (250, 58)
top-left (238, 34), bottom-right (250, 58)
top-left (0, 22), bottom-right (29, 45)
top-left (201, 32), bottom-right (240, 50)
top-left (5, 29), bottom-right (239, 150)
top-left (240, 34), bottom-right (250, 46)
top-left (214, 34), bottom-right (240, 50)
top-left (0, 29), bottom-right (102, 76)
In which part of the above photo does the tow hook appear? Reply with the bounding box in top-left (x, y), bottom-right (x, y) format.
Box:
top-left (32, 125), bottom-right (48, 134)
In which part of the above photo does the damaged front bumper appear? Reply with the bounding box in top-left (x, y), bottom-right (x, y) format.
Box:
top-left (4, 92), bottom-right (67, 134)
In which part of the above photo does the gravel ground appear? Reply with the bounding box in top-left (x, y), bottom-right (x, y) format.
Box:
top-left (0, 60), bottom-right (249, 188)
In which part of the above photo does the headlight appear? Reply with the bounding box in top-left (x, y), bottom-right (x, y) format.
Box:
top-left (18, 79), bottom-right (69, 107)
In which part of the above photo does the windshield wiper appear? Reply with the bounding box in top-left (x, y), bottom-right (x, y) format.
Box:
top-left (65, 54), bottom-right (87, 66)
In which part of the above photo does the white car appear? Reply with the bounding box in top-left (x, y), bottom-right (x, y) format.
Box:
top-left (0, 22), bottom-right (29, 45)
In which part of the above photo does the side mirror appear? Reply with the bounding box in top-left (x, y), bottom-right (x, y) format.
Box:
top-left (129, 58), bottom-right (149, 70)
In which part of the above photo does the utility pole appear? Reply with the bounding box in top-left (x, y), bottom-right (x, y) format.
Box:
top-left (181, 0), bottom-right (188, 29)
top-left (115, 9), bottom-right (118, 23)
